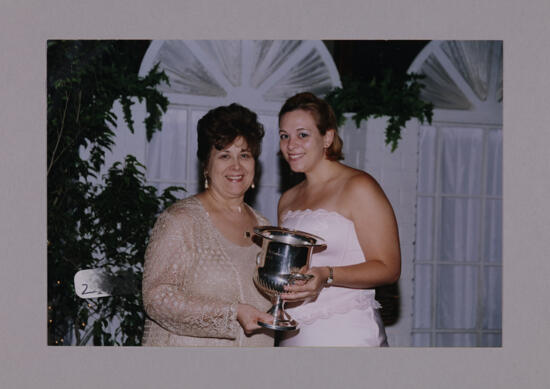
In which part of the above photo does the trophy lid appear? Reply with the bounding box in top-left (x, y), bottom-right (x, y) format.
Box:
top-left (253, 226), bottom-right (326, 247)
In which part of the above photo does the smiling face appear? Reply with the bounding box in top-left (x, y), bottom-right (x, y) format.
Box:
top-left (279, 109), bottom-right (334, 174)
top-left (205, 136), bottom-right (255, 200)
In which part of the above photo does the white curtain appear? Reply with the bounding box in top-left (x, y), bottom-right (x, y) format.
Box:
top-left (413, 125), bottom-right (502, 347)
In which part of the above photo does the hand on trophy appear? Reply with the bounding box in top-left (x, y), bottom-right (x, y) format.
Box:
top-left (237, 304), bottom-right (274, 335)
top-left (280, 266), bottom-right (330, 303)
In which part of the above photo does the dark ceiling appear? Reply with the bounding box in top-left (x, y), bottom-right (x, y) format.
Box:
top-left (325, 40), bottom-right (430, 81)
top-left (129, 40), bottom-right (431, 84)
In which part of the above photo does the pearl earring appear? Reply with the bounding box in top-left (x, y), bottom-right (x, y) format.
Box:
top-left (204, 176), bottom-right (209, 189)
top-left (251, 182), bottom-right (255, 189)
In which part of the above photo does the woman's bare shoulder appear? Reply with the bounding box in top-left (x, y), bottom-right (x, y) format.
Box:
top-left (340, 170), bottom-right (389, 209)
top-left (345, 169), bottom-right (382, 191)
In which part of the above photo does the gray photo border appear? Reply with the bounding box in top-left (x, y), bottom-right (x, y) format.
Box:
top-left (2, 0), bottom-right (549, 388)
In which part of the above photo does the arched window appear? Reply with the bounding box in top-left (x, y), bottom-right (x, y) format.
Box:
top-left (409, 41), bottom-right (503, 346)
top-left (136, 40), bottom-right (341, 224)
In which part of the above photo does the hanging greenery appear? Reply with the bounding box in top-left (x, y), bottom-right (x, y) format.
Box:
top-left (325, 71), bottom-right (434, 151)
top-left (47, 40), bottom-right (183, 346)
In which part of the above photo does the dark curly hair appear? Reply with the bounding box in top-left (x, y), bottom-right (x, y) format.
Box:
top-left (278, 92), bottom-right (343, 161)
top-left (197, 102), bottom-right (265, 174)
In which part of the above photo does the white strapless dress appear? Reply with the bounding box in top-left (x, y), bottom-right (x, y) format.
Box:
top-left (279, 209), bottom-right (388, 347)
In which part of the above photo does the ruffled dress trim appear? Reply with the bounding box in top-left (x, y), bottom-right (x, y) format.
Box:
top-left (288, 290), bottom-right (382, 325)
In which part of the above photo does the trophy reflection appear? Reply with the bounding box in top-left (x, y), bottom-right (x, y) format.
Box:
top-left (253, 226), bottom-right (326, 331)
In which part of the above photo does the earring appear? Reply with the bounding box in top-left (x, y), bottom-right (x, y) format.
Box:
top-left (251, 182), bottom-right (255, 189)
top-left (204, 175), bottom-right (209, 189)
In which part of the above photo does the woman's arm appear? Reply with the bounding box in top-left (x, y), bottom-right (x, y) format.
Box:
top-left (282, 173), bottom-right (401, 301)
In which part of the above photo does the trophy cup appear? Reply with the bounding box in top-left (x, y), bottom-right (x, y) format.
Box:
top-left (253, 226), bottom-right (326, 331)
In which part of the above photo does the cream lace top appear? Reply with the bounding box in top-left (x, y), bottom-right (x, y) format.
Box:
top-left (141, 196), bottom-right (274, 347)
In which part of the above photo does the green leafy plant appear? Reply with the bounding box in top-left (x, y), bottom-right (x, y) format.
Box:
top-left (47, 40), bottom-right (182, 345)
top-left (325, 71), bottom-right (434, 151)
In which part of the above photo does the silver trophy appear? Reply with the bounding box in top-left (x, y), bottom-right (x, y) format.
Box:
top-left (253, 226), bottom-right (326, 331)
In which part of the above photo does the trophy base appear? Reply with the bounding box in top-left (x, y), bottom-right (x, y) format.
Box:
top-left (258, 299), bottom-right (299, 331)
top-left (258, 318), bottom-right (297, 331)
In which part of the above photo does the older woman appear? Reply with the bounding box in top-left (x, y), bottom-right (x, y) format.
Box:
top-left (142, 103), bottom-right (274, 346)
top-left (277, 92), bottom-right (401, 346)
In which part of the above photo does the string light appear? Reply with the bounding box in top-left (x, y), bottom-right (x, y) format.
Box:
top-left (56, 280), bottom-right (61, 285)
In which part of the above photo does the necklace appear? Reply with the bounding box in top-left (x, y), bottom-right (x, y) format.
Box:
top-left (203, 190), bottom-right (252, 240)
top-left (205, 189), bottom-right (245, 214)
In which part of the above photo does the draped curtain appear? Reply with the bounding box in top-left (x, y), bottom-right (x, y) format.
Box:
top-left (413, 125), bottom-right (502, 346)
top-left (411, 40), bottom-right (502, 347)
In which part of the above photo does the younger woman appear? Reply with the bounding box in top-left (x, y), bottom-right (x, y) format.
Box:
top-left (277, 92), bottom-right (401, 347)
